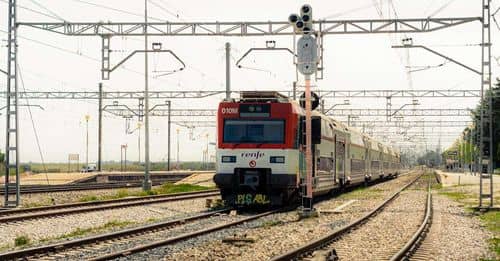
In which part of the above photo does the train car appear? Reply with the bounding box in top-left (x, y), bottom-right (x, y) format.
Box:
top-left (214, 91), bottom-right (401, 206)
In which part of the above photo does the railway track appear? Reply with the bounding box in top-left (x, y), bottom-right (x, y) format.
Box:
top-left (0, 208), bottom-right (279, 260)
top-left (0, 189), bottom-right (219, 223)
top-left (393, 172), bottom-right (437, 261)
top-left (0, 176), bottom-right (188, 195)
top-left (271, 171), bottom-right (432, 261)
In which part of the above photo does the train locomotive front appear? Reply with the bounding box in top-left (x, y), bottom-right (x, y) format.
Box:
top-left (213, 93), bottom-right (301, 206)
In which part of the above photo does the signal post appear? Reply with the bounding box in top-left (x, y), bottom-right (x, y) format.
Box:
top-left (289, 5), bottom-right (319, 216)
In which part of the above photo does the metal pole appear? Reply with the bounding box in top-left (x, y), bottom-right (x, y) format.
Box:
top-left (206, 133), bottom-right (209, 170)
top-left (120, 145), bottom-right (123, 172)
top-left (138, 124), bottom-right (141, 164)
top-left (177, 128), bottom-right (180, 169)
top-left (98, 83), bottom-right (103, 171)
top-left (167, 101), bottom-right (171, 171)
top-left (4, 0), bottom-right (19, 207)
top-left (123, 144), bottom-right (128, 171)
top-left (143, 0), bottom-right (152, 190)
top-left (225, 42), bottom-right (231, 101)
top-left (304, 75), bottom-right (313, 209)
top-left (85, 115), bottom-right (90, 169)
top-left (469, 129), bottom-right (473, 174)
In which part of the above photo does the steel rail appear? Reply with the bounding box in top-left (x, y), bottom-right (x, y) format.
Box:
top-left (270, 172), bottom-right (424, 261)
top-left (0, 178), bottom-right (184, 194)
top-left (89, 209), bottom-right (280, 261)
top-left (390, 173), bottom-right (435, 260)
top-left (0, 208), bottom-right (230, 260)
top-left (0, 190), bottom-right (219, 222)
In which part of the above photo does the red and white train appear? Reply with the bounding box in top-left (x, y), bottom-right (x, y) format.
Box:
top-left (214, 91), bottom-right (401, 206)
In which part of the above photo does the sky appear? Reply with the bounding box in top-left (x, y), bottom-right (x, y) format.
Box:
top-left (0, 0), bottom-right (499, 163)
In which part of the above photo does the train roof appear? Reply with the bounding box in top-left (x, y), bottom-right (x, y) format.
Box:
top-left (238, 91), bottom-right (290, 103)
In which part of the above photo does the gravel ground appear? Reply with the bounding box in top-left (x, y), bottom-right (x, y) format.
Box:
top-left (0, 196), bottom-right (218, 251)
top-left (309, 177), bottom-right (429, 260)
top-left (411, 192), bottom-right (496, 260)
top-left (117, 172), bottom-right (421, 261)
top-left (47, 213), bottom-right (241, 260)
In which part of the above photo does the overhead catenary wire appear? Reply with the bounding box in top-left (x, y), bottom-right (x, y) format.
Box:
top-left (0, 29), bottom-right (186, 91)
top-left (68, 0), bottom-right (225, 90)
top-left (406, 59), bottom-right (450, 73)
top-left (28, 0), bottom-right (66, 21)
top-left (0, 0), bottom-right (60, 20)
top-left (69, 0), bottom-right (166, 22)
top-left (17, 63), bottom-right (51, 185)
top-left (427, 0), bottom-right (458, 18)
top-left (148, 0), bottom-right (179, 19)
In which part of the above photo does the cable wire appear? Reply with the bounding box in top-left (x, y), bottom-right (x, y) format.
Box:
top-left (427, 0), bottom-right (457, 18)
top-left (18, 63), bottom-right (50, 185)
top-left (148, 0), bottom-right (179, 19)
top-left (70, 0), bottom-right (166, 22)
top-left (28, 0), bottom-right (65, 21)
top-left (0, 0), bottom-right (60, 20)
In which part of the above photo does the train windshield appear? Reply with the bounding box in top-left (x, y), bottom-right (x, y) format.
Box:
top-left (223, 120), bottom-right (285, 144)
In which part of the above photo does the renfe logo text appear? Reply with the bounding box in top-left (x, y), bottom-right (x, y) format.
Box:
top-left (241, 151), bottom-right (265, 159)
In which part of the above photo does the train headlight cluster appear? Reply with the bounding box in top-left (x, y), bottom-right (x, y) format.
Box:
top-left (270, 156), bottom-right (285, 164)
top-left (221, 156), bottom-right (237, 163)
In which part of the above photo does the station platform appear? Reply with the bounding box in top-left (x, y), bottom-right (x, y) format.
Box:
top-left (435, 170), bottom-right (500, 187)
top-left (174, 172), bottom-right (216, 187)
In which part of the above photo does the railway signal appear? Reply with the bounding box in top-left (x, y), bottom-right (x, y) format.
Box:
top-left (289, 4), bottom-right (320, 216)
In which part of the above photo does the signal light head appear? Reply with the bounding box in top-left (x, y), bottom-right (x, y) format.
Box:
top-left (301, 4), bottom-right (311, 14)
top-left (288, 13), bottom-right (299, 24)
top-left (289, 5), bottom-right (313, 34)
top-left (296, 20), bottom-right (304, 29)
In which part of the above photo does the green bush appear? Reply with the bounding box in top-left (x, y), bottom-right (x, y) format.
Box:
top-left (14, 235), bottom-right (30, 247)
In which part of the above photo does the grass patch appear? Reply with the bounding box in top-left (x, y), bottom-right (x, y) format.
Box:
top-left (480, 211), bottom-right (500, 234)
top-left (14, 235), bottom-right (30, 247)
top-left (43, 220), bottom-right (134, 242)
top-left (153, 183), bottom-right (211, 194)
top-left (439, 191), bottom-right (471, 202)
top-left (480, 211), bottom-right (500, 257)
top-left (260, 220), bottom-right (284, 228)
top-left (431, 182), bottom-right (443, 190)
top-left (79, 195), bottom-right (99, 202)
top-left (79, 183), bottom-right (213, 203)
top-left (488, 237), bottom-right (500, 257)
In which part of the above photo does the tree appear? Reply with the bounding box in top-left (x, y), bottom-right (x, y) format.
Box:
top-left (0, 149), bottom-right (4, 164)
top-left (417, 150), bottom-right (441, 167)
top-left (463, 78), bottom-right (500, 170)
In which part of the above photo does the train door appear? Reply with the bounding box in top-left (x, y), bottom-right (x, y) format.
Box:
top-left (335, 137), bottom-right (346, 185)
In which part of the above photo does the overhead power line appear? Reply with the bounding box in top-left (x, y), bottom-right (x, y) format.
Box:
top-left (29, 0), bottom-right (66, 21)
top-left (18, 63), bottom-right (50, 185)
top-left (148, 0), bottom-right (179, 19)
top-left (0, 0), bottom-right (59, 20)
top-left (70, 0), bottom-right (166, 22)
top-left (427, 0), bottom-right (458, 18)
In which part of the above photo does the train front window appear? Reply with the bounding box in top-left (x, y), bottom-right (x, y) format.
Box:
top-left (223, 120), bottom-right (285, 144)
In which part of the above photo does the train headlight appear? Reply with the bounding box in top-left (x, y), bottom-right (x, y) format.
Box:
top-left (270, 156), bottom-right (285, 164)
top-left (221, 156), bottom-right (236, 163)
